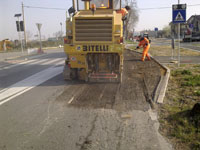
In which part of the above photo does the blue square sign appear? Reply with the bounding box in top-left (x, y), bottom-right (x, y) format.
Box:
top-left (172, 4), bottom-right (186, 24)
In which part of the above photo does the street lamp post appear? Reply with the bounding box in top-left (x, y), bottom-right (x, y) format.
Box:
top-left (60, 22), bottom-right (63, 45)
top-left (36, 23), bottom-right (42, 52)
top-left (14, 14), bottom-right (24, 53)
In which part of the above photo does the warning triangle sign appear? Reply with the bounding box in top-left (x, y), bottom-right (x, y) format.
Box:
top-left (175, 12), bottom-right (184, 21)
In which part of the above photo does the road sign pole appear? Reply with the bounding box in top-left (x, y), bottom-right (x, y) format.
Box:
top-left (171, 37), bottom-right (174, 59)
top-left (178, 23), bottom-right (181, 67)
top-left (22, 2), bottom-right (27, 48)
top-left (39, 30), bottom-right (42, 51)
top-left (172, 1), bottom-right (186, 66)
top-left (178, 0), bottom-right (180, 67)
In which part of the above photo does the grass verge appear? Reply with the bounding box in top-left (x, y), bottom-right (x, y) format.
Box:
top-left (128, 44), bottom-right (200, 56)
top-left (159, 65), bottom-right (200, 150)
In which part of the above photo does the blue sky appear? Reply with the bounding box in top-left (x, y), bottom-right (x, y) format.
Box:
top-left (1, 0), bottom-right (200, 41)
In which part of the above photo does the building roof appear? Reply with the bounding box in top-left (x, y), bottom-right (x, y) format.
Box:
top-left (191, 15), bottom-right (200, 20)
top-left (188, 15), bottom-right (200, 22)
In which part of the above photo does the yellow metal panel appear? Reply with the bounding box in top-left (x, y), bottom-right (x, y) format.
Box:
top-left (69, 54), bottom-right (86, 68)
top-left (72, 17), bottom-right (76, 43)
top-left (112, 16), bottom-right (114, 43)
top-left (114, 12), bottom-right (122, 25)
top-left (64, 44), bottom-right (124, 55)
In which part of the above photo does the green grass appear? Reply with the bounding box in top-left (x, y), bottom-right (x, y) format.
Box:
top-left (194, 90), bottom-right (200, 96)
top-left (160, 66), bottom-right (200, 150)
top-left (172, 69), bottom-right (192, 76)
top-left (194, 65), bottom-right (200, 68)
top-left (171, 69), bottom-right (200, 87)
top-left (182, 75), bottom-right (200, 86)
top-left (125, 40), bottom-right (137, 44)
top-left (161, 107), bottom-right (200, 149)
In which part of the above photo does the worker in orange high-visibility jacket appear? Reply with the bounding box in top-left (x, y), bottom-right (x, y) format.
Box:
top-left (136, 37), bottom-right (151, 61)
top-left (117, 8), bottom-right (128, 18)
top-left (117, 6), bottom-right (130, 36)
top-left (117, 6), bottom-right (130, 19)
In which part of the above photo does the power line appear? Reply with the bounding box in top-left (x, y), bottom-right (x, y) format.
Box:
top-left (24, 5), bottom-right (67, 11)
top-left (139, 4), bottom-right (200, 10)
top-left (139, 7), bottom-right (170, 10)
top-left (24, 3), bottom-right (200, 11)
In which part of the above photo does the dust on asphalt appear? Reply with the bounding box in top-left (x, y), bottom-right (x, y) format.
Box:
top-left (58, 50), bottom-right (161, 112)
top-left (48, 50), bottom-right (168, 150)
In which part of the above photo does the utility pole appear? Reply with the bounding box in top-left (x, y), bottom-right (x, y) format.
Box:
top-left (22, 2), bottom-right (27, 48)
top-left (178, 0), bottom-right (181, 67)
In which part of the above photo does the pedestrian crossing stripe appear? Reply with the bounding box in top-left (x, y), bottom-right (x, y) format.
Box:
top-left (175, 12), bottom-right (184, 21)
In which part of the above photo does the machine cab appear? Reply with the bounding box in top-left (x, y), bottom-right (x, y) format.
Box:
top-left (63, 0), bottom-right (124, 82)
top-left (71, 0), bottom-right (122, 11)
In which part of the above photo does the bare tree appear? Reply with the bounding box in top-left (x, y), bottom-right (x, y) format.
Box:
top-left (26, 31), bottom-right (33, 42)
top-left (123, 0), bottom-right (139, 39)
top-left (53, 31), bottom-right (64, 40)
top-left (162, 25), bottom-right (171, 38)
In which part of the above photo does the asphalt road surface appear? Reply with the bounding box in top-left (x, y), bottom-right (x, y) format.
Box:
top-left (151, 38), bottom-right (200, 52)
top-left (0, 49), bottom-right (172, 150)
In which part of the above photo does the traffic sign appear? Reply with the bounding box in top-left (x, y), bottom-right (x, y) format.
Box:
top-left (36, 23), bottom-right (42, 31)
top-left (172, 4), bottom-right (186, 24)
top-left (16, 21), bottom-right (24, 32)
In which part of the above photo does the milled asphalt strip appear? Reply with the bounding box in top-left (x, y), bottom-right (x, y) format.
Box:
top-left (0, 61), bottom-right (64, 106)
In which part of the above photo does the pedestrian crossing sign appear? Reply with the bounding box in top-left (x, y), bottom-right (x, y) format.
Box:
top-left (175, 12), bottom-right (184, 21)
top-left (172, 4), bottom-right (186, 23)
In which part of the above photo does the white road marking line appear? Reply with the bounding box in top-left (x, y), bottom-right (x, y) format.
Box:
top-left (0, 54), bottom-right (49, 69)
top-left (0, 57), bottom-right (63, 72)
top-left (41, 58), bottom-right (64, 65)
top-left (23, 58), bottom-right (50, 66)
top-left (0, 87), bottom-right (33, 106)
top-left (0, 59), bottom-right (37, 70)
top-left (68, 97), bottom-right (74, 104)
top-left (0, 58), bottom-right (63, 95)
top-left (0, 61), bottom-right (64, 106)
top-left (0, 59), bottom-right (54, 94)
top-left (0, 58), bottom-right (49, 71)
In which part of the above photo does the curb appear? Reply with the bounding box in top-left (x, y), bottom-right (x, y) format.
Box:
top-left (43, 47), bottom-right (61, 50)
top-left (151, 57), bottom-right (170, 104)
top-left (126, 48), bottom-right (170, 104)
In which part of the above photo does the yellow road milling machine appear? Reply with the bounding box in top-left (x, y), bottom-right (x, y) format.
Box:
top-left (63, 0), bottom-right (124, 82)
top-left (0, 39), bottom-right (12, 51)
